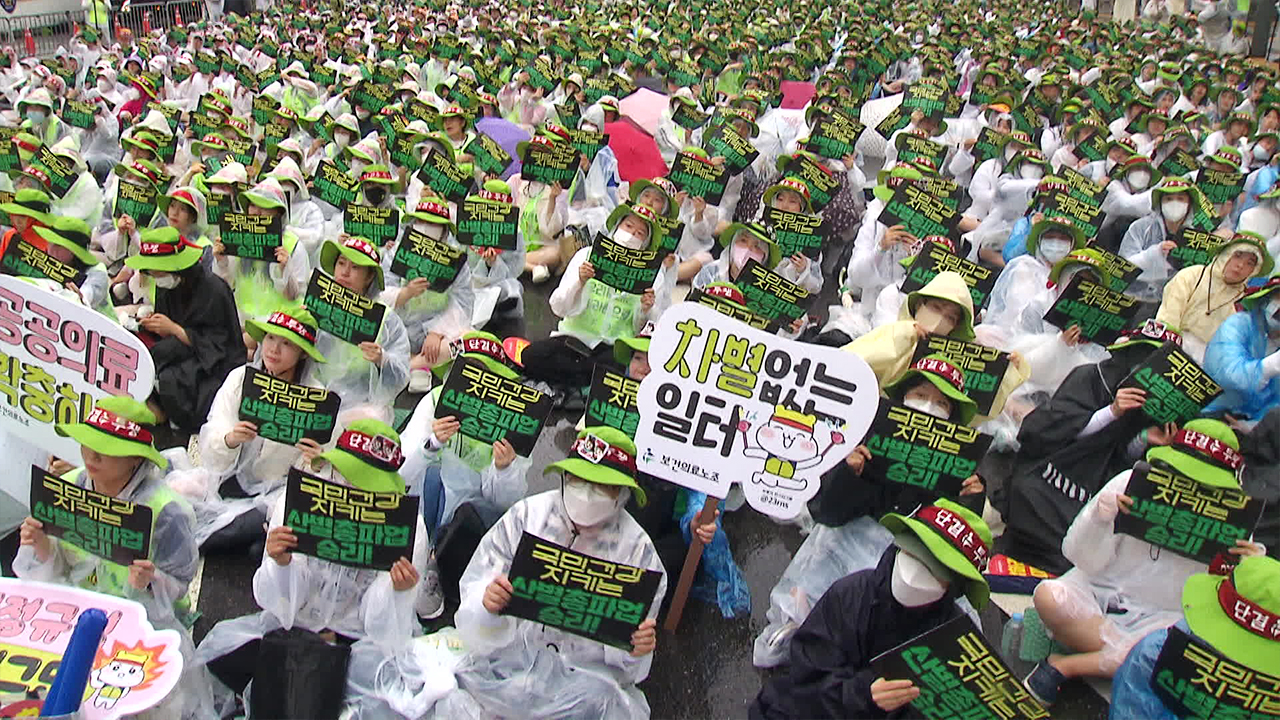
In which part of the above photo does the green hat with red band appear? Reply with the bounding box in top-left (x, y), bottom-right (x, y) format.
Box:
top-left (405, 197), bottom-right (456, 233)
top-left (0, 187), bottom-right (50, 224)
top-left (1048, 248), bottom-right (1115, 288)
top-left (56, 396), bottom-right (168, 469)
top-left (605, 201), bottom-right (664, 249)
top-left (1182, 555), bottom-right (1280, 677)
top-left (1106, 318), bottom-right (1183, 352)
top-left (1146, 419), bottom-right (1243, 489)
top-left (433, 331), bottom-right (520, 381)
top-left (763, 176), bottom-right (813, 214)
top-left (545, 427), bottom-right (647, 507)
top-left (1028, 215), bottom-right (1086, 257)
top-left (880, 498), bottom-right (993, 609)
top-left (320, 235), bottom-right (385, 291)
top-left (34, 216), bottom-right (97, 266)
top-left (629, 176), bottom-right (679, 220)
top-left (314, 419), bottom-right (406, 494)
top-left (125, 227), bottom-right (203, 272)
top-left (245, 308), bottom-right (327, 363)
top-left (883, 354), bottom-right (978, 426)
top-left (1241, 274), bottom-right (1280, 309)
top-left (614, 321), bottom-right (654, 367)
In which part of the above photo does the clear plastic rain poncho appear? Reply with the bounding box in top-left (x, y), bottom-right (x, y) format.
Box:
top-left (376, 238), bottom-right (476, 357)
top-left (14, 464), bottom-right (217, 720)
top-left (431, 489), bottom-right (666, 720)
top-left (311, 306), bottom-right (412, 418)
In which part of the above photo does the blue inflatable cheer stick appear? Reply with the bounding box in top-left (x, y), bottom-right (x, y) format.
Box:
top-left (42, 607), bottom-right (108, 716)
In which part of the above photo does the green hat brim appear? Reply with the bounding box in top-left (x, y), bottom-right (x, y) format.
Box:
top-left (1027, 218), bottom-right (1085, 257)
top-left (614, 336), bottom-right (650, 366)
top-left (1147, 446), bottom-right (1239, 489)
top-left (763, 183), bottom-right (813, 214)
top-left (544, 458), bottom-right (647, 507)
top-left (244, 317), bottom-right (327, 363)
top-left (879, 512), bottom-right (988, 609)
top-left (404, 210), bottom-right (456, 234)
top-left (605, 205), bottom-right (661, 249)
top-left (1222, 237), bottom-right (1275, 276)
top-left (55, 422), bottom-right (168, 469)
top-left (1048, 254), bottom-right (1114, 288)
top-left (717, 222), bottom-right (782, 269)
top-left (34, 226), bottom-right (98, 267)
top-left (125, 244), bottom-right (203, 272)
top-left (241, 190), bottom-right (285, 210)
top-left (432, 352), bottom-right (520, 382)
top-left (112, 164), bottom-right (160, 188)
top-left (0, 203), bottom-right (49, 224)
top-left (1242, 281), bottom-right (1280, 309)
top-left (883, 370), bottom-right (978, 426)
top-left (314, 448), bottom-right (404, 493)
top-left (319, 240), bottom-right (385, 291)
top-left (628, 180), bottom-right (678, 220)
top-left (1182, 571), bottom-right (1280, 677)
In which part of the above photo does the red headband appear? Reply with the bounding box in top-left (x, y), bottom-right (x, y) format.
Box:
top-left (266, 311), bottom-right (316, 344)
top-left (1172, 429), bottom-right (1245, 473)
top-left (454, 335), bottom-right (509, 365)
top-left (22, 166), bottom-right (49, 188)
top-left (342, 236), bottom-right (379, 262)
top-left (915, 505), bottom-right (989, 571)
top-left (84, 407), bottom-right (153, 445)
top-left (337, 429), bottom-right (405, 471)
top-left (1218, 575), bottom-right (1280, 641)
top-left (475, 190), bottom-right (512, 204)
top-left (911, 357), bottom-right (965, 394)
top-left (570, 434), bottom-right (636, 475)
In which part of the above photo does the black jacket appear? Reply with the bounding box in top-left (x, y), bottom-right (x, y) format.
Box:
top-left (1236, 408), bottom-right (1280, 557)
top-left (750, 548), bottom-right (965, 720)
top-left (809, 461), bottom-right (984, 530)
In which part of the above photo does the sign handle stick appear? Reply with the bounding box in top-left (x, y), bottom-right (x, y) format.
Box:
top-left (663, 494), bottom-right (719, 633)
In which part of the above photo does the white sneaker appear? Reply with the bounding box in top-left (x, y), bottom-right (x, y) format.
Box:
top-left (408, 369), bottom-right (434, 393)
top-left (531, 265), bottom-right (550, 284)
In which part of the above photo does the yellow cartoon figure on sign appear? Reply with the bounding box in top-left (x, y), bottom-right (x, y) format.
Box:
top-left (88, 650), bottom-right (149, 710)
top-left (737, 405), bottom-right (845, 491)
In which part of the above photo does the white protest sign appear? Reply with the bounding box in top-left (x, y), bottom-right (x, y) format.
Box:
top-left (634, 302), bottom-right (880, 519)
top-left (0, 276), bottom-right (155, 470)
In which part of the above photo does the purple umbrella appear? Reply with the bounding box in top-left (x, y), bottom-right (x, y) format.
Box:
top-left (476, 117), bottom-right (531, 180)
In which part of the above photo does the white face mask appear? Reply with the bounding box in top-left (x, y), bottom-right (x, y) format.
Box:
top-left (732, 244), bottom-right (765, 269)
top-left (1162, 198), bottom-right (1189, 223)
top-left (903, 395), bottom-right (950, 420)
top-left (1019, 164), bottom-right (1043, 180)
top-left (562, 478), bottom-right (618, 527)
top-left (152, 274), bottom-right (180, 289)
top-left (1039, 237), bottom-right (1072, 264)
top-left (26, 110), bottom-right (45, 124)
top-left (97, 78), bottom-right (113, 93)
top-left (1255, 144), bottom-right (1271, 161)
top-left (613, 228), bottom-right (646, 250)
top-left (890, 550), bottom-right (948, 607)
top-left (1128, 169), bottom-right (1151, 190)
top-left (334, 132), bottom-right (352, 148)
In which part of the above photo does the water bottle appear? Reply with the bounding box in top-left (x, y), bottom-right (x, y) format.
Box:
top-left (1001, 612), bottom-right (1023, 662)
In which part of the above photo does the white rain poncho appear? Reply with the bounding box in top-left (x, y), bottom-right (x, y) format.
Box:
top-left (1119, 210), bottom-right (1182, 302)
top-left (434, 489), bottom-right (666, 720)
top-left (311, 308), bottom-right (412, 416)
top-left (399, 386), bottom-right (530, 528)
top-left (377, 236), bottom-right (476, 354)
top-left (14, 464), bottom-right (216, 720)
top-left (193, 463), bottom-right (441, 714)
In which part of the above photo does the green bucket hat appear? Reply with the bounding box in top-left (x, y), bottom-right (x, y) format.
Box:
top-left (244, 308), bottom-right (327, 363)
top-left (320, 236), bottom-right (385, 292)
top-left (1106, 318), bottom-right (1183, 352)
top-left (1151, 177), bottom-right (1195, 200)
top-left (1207, 145), bottom-right (1243, 171)
top-left (191, 132), bottom-right (229, 155)
top-left (1048, 248), bottom-right (1115, 288)
top-left (613, 322), bottom-right (654, 367)
top-left (873, 163), bottom-right (925, 204)
top-left (1219, 231), bottom-right (1275, 277)
top-left (605, 201), bottom-right (664, 249)
top-left (905, 270), bottom-right (976, 341)
top-left (112, 158), bottom-right (165, 189)
top-left (55, 396), bottom-right (168, 469)
top-left (0, 187), bottom-right (51, 224)
top-left (404, 197), bottom-right (456, 233)
top-left (315, 419), bottom-right (406, 494)
top-left (125, 227), bottom-right (204, 272)
top-left (433, 331), bottom-right (520, 381)
top-left (628, 177), bottom-right (680, 220)
top-left (1241, 275), bottom-right (1280, 309)
top-left (545, 426), bottom-right (647, 507)
top-left (762, 176), bottom-right (813, 214)
top-left (34, 216), bottom-right (97, 267)
top-left (1146, 419), bottom-right (1243, 490)
top-left (880, 498), bottom-right (993, 609)
top-left (121, 131), bottom-right (163, 158)
top-left (718, 222), bottom-right (782, 269)
top-left (1027, 215), bottom-right (1086, 257)
top-left (1226, 111), bottom-right (1256, 136)
top-left (883, 354), bottom-right (979, 426)
top-left (1182, 556), bottom-right (1280, 677)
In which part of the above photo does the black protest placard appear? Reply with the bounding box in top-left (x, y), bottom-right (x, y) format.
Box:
top-left (1060, 167), bottom-right (1104, 203)
top-left (973, 127), bottom-right (1010, 164)
top-left (435, 357), bottom-right (552, 456)
top-left (895, 132), bottom-right (948, 170)
top-left (880, 182), bottom-right (961, 241)
top-left (61, 99), bottom-right (97, 130)
top-left (520, 140), bottom-right (580, 189)
top-left (704, 123), bottom-right (759, 175)
top-left (1199, 170), bottom-right (1246, 205)
top-left (872, 615), bottom-right (1049, 720)
top-left (343, 205), bottom-right (400, 247)
top-left (1, 237), bottom-right (85, 286)
top-left (389, 135), bottom-right (422, 173)
top-left (783, 154), bottom-right (841, 212)
top-left (113, 180), bottom-right (158, 222)
top-left (223, 137), bottom-right (256, 166)
top-left (251, 94), bottom-right (280, 126)
top-left (875, 105), bottom-right (911, 138)
top-left (390, 229), bottom-right (467, 290)
top-left (901, 82), bottom-right (947, 116)
top-left (1077, 132), bottom-right (1112, 163)
top-left (588, 233), bottom-right (666, 294)
top-left (763, 206), bottom-right (825, 259)
top-left (672, 102), bottom-right (710, 131)
top-left (239, 368), bottom-right (340, 445)
top-left (1043, 190), bottom-right (1104, 240)
top-left (1087, 245), bottom-right (1142, 292)
top-left (736, 259), bottom-right (812, 332)
top-left (863, 403), bottom-right (992, 497)
top-left (29, 466), bottom-right (152, 567)
top-left (668, 151), bottom-right (729, 205)
top-left (457, 199), bottom-right (518, 250)
top-left (1159, 149), bottom-right (1200, 178)
top-left (912, 335), bottom-right (1011, 417)
top-left (465, 133), bottom-right (512, 176)
top-left (1116, 462), bottom-right (1265, 564)
top-left (899, 244), bottom-right (998, 311)
top-left (418, 148), bottom-right (475, 203)
top-left (1119, 341), bottom-right (1223, 425)
top-left (1085, 82), bottom-right (1120, 117)
top-left (311, 159), bottom-right (361, 210)
top-left (1188, 187), bottom-right (1221, 232)
top-left (1042, 274), bottom-right (1140, 345)
top-left (194, 51), bottom-right (219, 75)
top-left (504, 531), bottom-right (661, 649)
top-left (586, 366), bottom-right (641, 438)
top-left (217, 212), bottom-right (283, 261)
top-left (34, 146), bottom-right (76, 200)
top-left (351, 80), bottom-right (394, 113)
top-left (685, 288), bottom-right (773, 330)
top-left (283, 468), bottom-right (418, 571)
top-left (806, 112), bottom-right (864, 160)
top-left (568, 129), bottom-right (610, 162)
top-left (1169, 227), bottom-right (1222, 270)
top-left (262, 120), bottom-right (291, 159)
top-left (0, 127), bottom-right (18, 173)
top-left (1152, 627), bottom-right (1280, 719)
top-left (189, 111), bottom-right (221, 142)
top-left (913, 177), bottom-right (964, 212)
top-left (303, 269), bottom-right (386, 346)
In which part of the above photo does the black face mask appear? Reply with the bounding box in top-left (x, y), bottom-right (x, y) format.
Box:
top-left (364, 186), bottom-right (387, 205)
